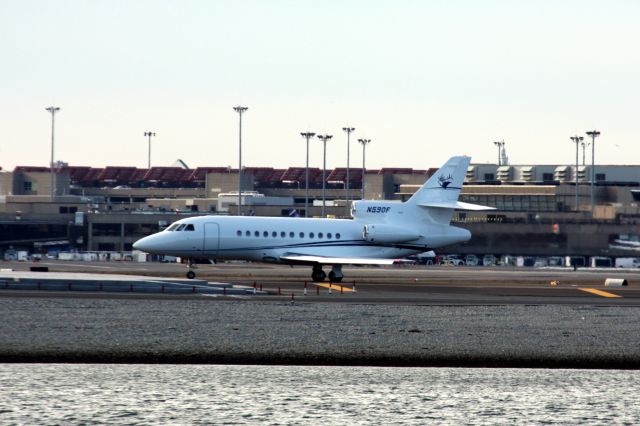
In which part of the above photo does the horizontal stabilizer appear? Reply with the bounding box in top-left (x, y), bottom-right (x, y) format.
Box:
top-left (419, 201), bottom-right (496, 211)
top-left (281, 254), bottom-right (395, 265)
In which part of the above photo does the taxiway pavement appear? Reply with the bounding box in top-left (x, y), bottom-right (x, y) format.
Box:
top-left (1, 260), bottom-right (639, 306)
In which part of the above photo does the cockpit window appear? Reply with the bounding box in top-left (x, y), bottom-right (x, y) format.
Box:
top-left (185, 224), bottom-right (195, 231)
top-left (167, 224), bottom-right (180, 231)
top-left (176, 224), bottom-right (186, 231)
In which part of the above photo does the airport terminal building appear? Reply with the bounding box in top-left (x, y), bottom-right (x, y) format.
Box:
top-left (1, 162), bottom-right (639, 261)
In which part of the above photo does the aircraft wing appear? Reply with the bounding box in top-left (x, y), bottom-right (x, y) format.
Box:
top-left (280, 254), bottom-right (396, 265)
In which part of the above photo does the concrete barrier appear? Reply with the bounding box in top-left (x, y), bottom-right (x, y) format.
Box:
top-left (605, 278), bottom-right (628, 287)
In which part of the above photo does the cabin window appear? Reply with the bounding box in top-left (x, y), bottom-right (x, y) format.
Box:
top-left (299, 232), bottom-right (305, 238)
top-left (327, 233), bottom-right (332, 239)
top-left (185, 224), bottom-right (195, 231)
top-left (237, 230), bottom-right (242, 236)
top-left (272, 231), bottom-right (277, 238)
top-left (280, 231), bottom-right (286, 238)
top-left (336, 233), bottom-right (341, 239)
top-left (176, 224), bottom-right (186, 231)
top-left (246, 230), bottom-right (251, 237)
top-left (263, 231), bottom-right (268, 237)
top-left (289, 232), bottom-right (294, 238)
top-left (318, 232), bottom-right (323, 238)
top-left (254, 231), bottom-right (259, 237)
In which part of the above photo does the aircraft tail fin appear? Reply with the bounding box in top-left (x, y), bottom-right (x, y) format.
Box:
top-left (405, 156), bottom-right (492, 225)
top-left (406, 156), bottom-right (470, 207)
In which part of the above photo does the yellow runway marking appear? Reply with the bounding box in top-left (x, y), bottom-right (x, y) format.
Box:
top-left (314, 283), bottom-right (355, 293)
top-left (579, 288), bottom-right (622, 298)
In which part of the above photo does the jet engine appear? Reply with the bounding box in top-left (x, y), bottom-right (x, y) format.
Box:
top-left (362, 224), bottom-right (420, 243)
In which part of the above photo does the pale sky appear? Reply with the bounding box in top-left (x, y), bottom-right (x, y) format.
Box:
top-left (1, 0), bottom-right (639, 171)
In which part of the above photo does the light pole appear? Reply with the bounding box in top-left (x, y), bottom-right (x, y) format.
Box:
top-left (586, 129), bottom-right (601, 214)
top-left (342, 127), bottom-right (355, 216)
top-left (233, 106), bottom-right (248, 215)
top-left (144, 131), bottom-right (156, 169)
top-left (570, 135), bottom-right (584, 211)
top-left (45, 106), bottom-right (60, 199)
top-left (358, 138), bottom-right (371, 200)
top-left (493, 141), bottom-right (503, 166)
top-left (300, 132), bottom-right (315, 217)
top-left (316, 134), bottom-right (333, 217)
top-left (580, 140), bottom-right (589, 166)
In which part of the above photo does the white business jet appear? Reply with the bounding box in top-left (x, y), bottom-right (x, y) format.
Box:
top-left (132, 156), bottom-right (492, 281)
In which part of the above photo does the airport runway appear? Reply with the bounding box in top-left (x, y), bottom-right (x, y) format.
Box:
top-left (2, 260), bottom-right (640, 306)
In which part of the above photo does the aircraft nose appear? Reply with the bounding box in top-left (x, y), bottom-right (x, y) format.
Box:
top-left (132, 235), bottom-right (157, 253)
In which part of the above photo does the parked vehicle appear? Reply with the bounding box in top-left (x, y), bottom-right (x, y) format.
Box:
top-left (440, 255), bottom-right (465, 266)
top-left (3, 249), bottom-right (17, 261)
top-left (448, 255), bottom-right (464, 266)
top-left (482, 254), bottom-right (496, 266)
top-left (464, 254), bottom-right (479, 266)
top-left (415, 250), bottom-right (436, 265)
top-left (547, 256), bottom-right (564, 266)
top-left (615, 257), bottom-right (640, 268)
top-left (534, 257), bottom-right (548, 267)
top-left (590, 256), bottom-right (613, 267)
top-left (518, 256), bottom-right (535, 267)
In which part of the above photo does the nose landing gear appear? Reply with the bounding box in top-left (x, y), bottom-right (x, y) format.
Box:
top-left (186, 258), bottom-right (196, 279)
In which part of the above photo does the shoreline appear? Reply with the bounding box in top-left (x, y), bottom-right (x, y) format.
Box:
top-left (2, 352), bottom-right (640, 370)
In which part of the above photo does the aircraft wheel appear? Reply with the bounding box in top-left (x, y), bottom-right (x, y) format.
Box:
top-left (311, 270), bottom-right (326, 282)
top-left (328, 271), bottom-right (342, 283)
top-left (186, 270), bottom-right (196, 279)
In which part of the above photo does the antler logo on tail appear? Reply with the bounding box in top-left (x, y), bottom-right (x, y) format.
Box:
top-left (438, 174), bottom-right (453, 188)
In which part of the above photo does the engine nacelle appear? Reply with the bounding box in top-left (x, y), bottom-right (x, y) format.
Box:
top-left (362, 224), bottom-right (420, 243)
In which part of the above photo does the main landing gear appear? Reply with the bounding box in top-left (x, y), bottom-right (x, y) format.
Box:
top-left (311, 265), bottom-right (326, 282)
top-left (186, 258), bottom-right (196, 279)
top-left (311, 264), bottom-right (343, 283)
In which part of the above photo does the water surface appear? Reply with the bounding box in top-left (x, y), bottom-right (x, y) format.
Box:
top-left (1, 364), bottom-right (638, 424)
